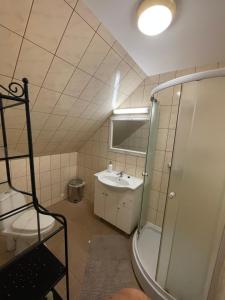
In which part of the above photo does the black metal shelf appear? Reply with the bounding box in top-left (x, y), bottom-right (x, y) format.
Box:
top-left (51, 289), bottom-right (63, 300)
top-left (0, 244), bottom-right (65, 300)
top-left (0, 78), bottom-right (70, 300)
top-left (0, 154), bottom-right (29, 161)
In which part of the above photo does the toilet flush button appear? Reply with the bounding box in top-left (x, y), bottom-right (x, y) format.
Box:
top-left (168, 192), bottom-right (176, 199)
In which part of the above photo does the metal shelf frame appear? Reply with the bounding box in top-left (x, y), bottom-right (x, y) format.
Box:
top-left (0, 78), bottom-right (70, 300)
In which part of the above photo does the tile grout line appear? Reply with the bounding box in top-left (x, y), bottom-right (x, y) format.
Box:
top-left (0, 16), bottom-right (145, 80)
top-left (0, 2), bottom-right (146, 156)
top-left (10, 0), bottom-right (35, 155)
top-left (16, 5), bottom-right (77, 155)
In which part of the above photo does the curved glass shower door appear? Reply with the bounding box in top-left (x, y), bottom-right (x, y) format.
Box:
top-left (157, 77), bottom-right (225, 300)
top-left (136, 75), bottom-right (225, 300)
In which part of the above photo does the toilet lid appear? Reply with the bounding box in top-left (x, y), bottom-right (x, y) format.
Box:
top-left (12, 209), bottom-right (55, 233)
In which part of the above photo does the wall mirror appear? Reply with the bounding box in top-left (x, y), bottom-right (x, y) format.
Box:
top-left (109, 114), bottom-right (149, 156)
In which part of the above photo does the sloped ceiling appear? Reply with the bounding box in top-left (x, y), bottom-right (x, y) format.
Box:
top-left (0, 0), bottom-right (146, 156)
top-left (84, 0), bottom-right (225, 76)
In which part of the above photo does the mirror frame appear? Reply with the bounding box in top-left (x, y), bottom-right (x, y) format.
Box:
top-left (109, 114), bottom-right (150, 157)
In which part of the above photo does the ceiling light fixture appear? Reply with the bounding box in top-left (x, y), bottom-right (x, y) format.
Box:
top-left (137, 0), bottom-right (176, 36)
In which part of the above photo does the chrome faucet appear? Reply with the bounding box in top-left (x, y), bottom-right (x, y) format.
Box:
top-left (117, 171), bottom-right (124, 177)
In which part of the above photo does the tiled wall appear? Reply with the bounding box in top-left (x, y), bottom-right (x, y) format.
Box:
top-left (0, 0), bottom-right (145, 156)
top-left (77, 61), bottom-right (225, 227)
top-left (0, 152), bottom-right (77, 207)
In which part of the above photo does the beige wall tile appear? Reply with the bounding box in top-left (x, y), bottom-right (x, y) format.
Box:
top-left (41, 186), bottom-right (51, 203)
top-left (159, 106), bottom-right (171, 129)
top-left (32, 88), bottom-right (61, 113)
top-left (0, 0), bottom-right (32, 35)
top-left (0, 162), bottom-right (7, 182)
top-left (156, 129), bottom-right (168, 151)
top-left (151, 171), bottom-right (162, 191)
top-left (61, 153), bottom-right (70, 167)
top-left (68, 100), bottom-right (89, 118)
top-left (12, 176), bottom-right (28, 192)
top-left (0, 27), bottom-right (22, 77)
top-left (10, 159), bottom-right (27, 178)
top-left (53, 94), bottom-right (77, 115)
top-left (4, 128), bottom-right (21, 146)
top-left (64, 0), bottom-right (78, 8)
top-left (40, 171), bottom-right (51, 187)
top-left (57, 12), bottom-right (95, 65)
top-left (15, 39), bottom-right (53, 86)
top-left (154, 151), bottom-right (165, 171)
top-left (112, 41), bottom-right (127, 59)
top-left (40, 155), bottom-right (50, 172)
top-left (166, 129), bottom-right (175, 151)
top-left (149, 190), bottom-right (159, 210)
top-left (75, 0), bottom-right (100, 30)
top-left (50, 154), bottom-right (60, 169)
top-left (97, 24), bottom-right (115, 46)
top-left (80, 78), bottom-right (104, 102)
top-left (157, 87), bottom-right (174, 105)
top-left (95, 49), bottom-right (121, 83)
top-left (43, 57), bottom-right (74, 92)
top-left (30, 112), bottom-right (50, 130)
top-left (26, 0), bottom-right (72, 52)
top-left (78, 34), bottom-right (110, 75)
top-left (64, 68), bottom-right (91, 97)
top-left (43, 114), bottom-right (65, 130)
top-left (0, 152), bottom-right (77, 206)
top-left (5, 109), bottom-right (26, 129)
top-left (52, 183), bottom-right (61, 199)
top-left (51, 169), bottom-right (61, 184)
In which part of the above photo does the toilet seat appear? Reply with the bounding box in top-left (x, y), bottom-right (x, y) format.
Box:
top-left (12, 209), bottom-right (55, 233)
top-left (2, 208), bottom-right (55, 238)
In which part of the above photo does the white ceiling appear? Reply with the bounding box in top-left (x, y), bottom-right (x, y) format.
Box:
top-left (84, 0), bottom-right (225, 76)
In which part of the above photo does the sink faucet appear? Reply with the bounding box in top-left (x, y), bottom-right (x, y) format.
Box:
top-left (117, 171), bottom-right (124, 177)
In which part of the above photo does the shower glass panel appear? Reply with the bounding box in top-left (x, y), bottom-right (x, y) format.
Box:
top-left (157, 77), bottom-right (225, 300)
top-left (137, 84), bottom-right (182, 280)
top-left (137, 99), bottom-right (160, 279)
top-left (139, 99), bottom-right (159, 230)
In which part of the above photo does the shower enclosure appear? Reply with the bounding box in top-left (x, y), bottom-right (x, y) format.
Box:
top-left (132, 68), bottom-right (225, 300)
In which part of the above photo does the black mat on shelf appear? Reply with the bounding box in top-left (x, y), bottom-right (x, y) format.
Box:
top-left (0, 244), bottom-right (66, 300)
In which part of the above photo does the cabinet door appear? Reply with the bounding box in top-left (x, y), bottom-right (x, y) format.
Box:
top-left (116, 197), bottom-right (133, 234)
top-left (94, 182), bottom-right (105, 218)
top-left (104, 191), bottom-right (118, 226)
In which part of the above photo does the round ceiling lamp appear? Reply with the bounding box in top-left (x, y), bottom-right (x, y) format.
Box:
top-left (137, 0), bottom-right (176, 36)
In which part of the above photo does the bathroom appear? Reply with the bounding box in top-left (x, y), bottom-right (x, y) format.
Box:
top-left (0, 0), bottom-right (225, 299)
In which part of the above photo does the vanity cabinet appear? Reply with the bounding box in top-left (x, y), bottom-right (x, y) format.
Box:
top-left (94, 179), bottom-right (142, 234)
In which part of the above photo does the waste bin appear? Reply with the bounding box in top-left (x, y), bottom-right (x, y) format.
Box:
top-left (68, 178), bottom-right (85, 203)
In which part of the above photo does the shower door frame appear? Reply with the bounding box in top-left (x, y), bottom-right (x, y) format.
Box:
top-left (132, 67), bottom-right (225, 300)
top-left (152, 67), bottom-right (225, 300)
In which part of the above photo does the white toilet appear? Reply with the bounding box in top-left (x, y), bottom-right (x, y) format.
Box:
top-left (0, 190), bottom-right (55, 254)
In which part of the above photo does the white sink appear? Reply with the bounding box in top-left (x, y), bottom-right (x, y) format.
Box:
top-left (95, 170), bottom-right (143, 190)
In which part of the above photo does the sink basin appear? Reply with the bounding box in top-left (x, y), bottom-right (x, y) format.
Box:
top-left (103, 175), bottom-right (130, 187)
top-left (95, 170), bottom-right (143, 190)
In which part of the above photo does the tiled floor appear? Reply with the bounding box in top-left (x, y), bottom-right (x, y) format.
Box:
top-left (0, 199), bottom-right (138, 299)
top-left (47, 199), bottom-right (136, 299)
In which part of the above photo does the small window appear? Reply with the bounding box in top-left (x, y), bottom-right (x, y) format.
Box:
top-left (109, 114), bottom-right (149, 156)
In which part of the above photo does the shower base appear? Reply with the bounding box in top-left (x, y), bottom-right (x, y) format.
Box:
top-left (132, 223), bottom-right (175, 300)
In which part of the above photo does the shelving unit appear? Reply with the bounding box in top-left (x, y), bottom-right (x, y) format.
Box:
top-left (0, 79), bottom-right (69, 300)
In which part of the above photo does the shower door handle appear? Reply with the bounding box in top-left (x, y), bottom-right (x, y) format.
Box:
top-left (142, 172), bottom-right (148, 176)
top-left (168, 192), bottom-right (176, 199)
